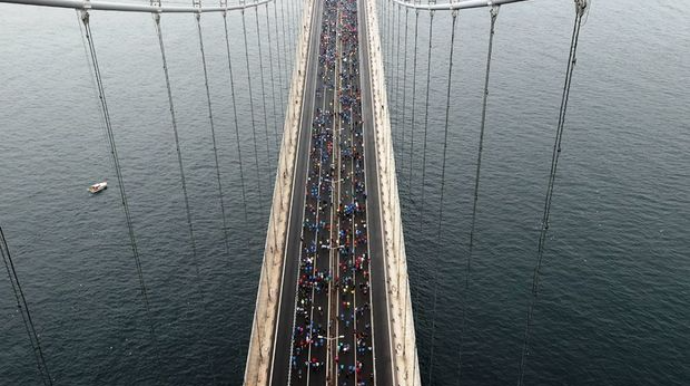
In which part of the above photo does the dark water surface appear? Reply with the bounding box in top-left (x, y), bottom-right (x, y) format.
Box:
top-left (1, 0), bottom-right (689, 385)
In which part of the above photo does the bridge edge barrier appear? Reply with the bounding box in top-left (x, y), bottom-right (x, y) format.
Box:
top-left (362, 0), bottom-right (422, 384)
top-left (243, 0), bottom-right (316, 384)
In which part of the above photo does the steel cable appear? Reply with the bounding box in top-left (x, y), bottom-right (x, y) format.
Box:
top-left (82, 12), bottom-right (162, 382)
top-left (153, 14), bottom-right (202, 291)
top-left (407, 9), bottom-right (419, 196)
top-left (393, 2), bottom-right (402, 156)
top-left (195, 13), bottom-right (231, 260)
top-left (241, 10), bottom-right (265, 217)
top-left (264, 4), bottom-right (281, 151)
top-left (388, 0), bottom-right (395, 87)
top-left (457, 7), bottom-right (499, 383)
top-left (278, 0), bottom-right (290, 84)
top-left (517, 2), bottom-right (587, 384)
top-left (399, 7), bottom-right (409, 191)
top-left (427, 10), bottom-right (454, 385)
top-left (1, 225), bottom-right (53, 386)
top-left (255, 7), bottom-right (273, 182)
top-left (419, 9), bottom-right (434, 231)
top-left (153, 22), bottom-right (217, 382)
top-left (241, 12), bottom-right (274, 366)
top-left (222, 14), bottom-right (249, 224)
top-left (271, 1), bottom-right (287, 132)
top-left (263, 2), bottom-right (285, 302)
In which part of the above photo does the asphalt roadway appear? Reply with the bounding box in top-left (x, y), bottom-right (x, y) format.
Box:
top-left (268, 0), bottom-right (394, 384)
top-left (356, 0), bottom-right (394, 383)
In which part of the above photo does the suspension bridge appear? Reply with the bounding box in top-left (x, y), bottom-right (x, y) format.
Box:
top-left (0, 0), bottom-right (589, 384)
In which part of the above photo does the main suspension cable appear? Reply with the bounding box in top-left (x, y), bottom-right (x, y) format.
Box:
top-left (195, 12), bottom-right (231, 259)
top-left (427, 11), bottom-right (455, 385)
top-left (517, 2), bottom-right (588, 385)
top-left (1, 225), bottom-right (53, 386)
top-left (458, 6), bottom-right (499, 383)
top-left (81, 11), bottom-right (162, 381)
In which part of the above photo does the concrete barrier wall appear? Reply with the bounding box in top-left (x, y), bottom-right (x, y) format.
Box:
top-left (361, 0), bottom-right (422, 384)
top-left (243, 0), bottom-right (315, 383)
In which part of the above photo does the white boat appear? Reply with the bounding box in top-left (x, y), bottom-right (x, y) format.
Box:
top-left (88, 181), bottom-right (108, 194)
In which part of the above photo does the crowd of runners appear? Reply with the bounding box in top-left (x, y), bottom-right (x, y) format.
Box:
top-left (290, 0), bottom-right (375, 384)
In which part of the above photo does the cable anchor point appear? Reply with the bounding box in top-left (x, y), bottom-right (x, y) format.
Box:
top-left (193, 0), bottom-right (201, 19)
top-left (80, 0), bottom-right (90, 22)
top-left (150, 0), bottom-right (161, 21)
top-left (490, 4), bottom-right (500, 19)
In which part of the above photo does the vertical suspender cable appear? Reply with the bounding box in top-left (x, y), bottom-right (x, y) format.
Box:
top-left (241, 9), bottom-right (274, 348)
top-left (153, 14), bottom-right (202, 287)
top-left (265, 4), bottom-right (281, 150)
top-left (81, 11), bottom-right (162, 382)
top-left (381, 0), bottom-right (386, 72)
top-left (274, 1), bottom-right (294, 86)
top-left (158, 11), bottom-right (220, 382)
top-left (399, 7), bottom-right (409, 190)
top-left (419, 9), bottom-right (434, 231)
top-left (389, 1), bottom-right (393, 78)
top-left (393, 2), bottom-right (402, 154)
top-left (380, 0), bottom-right (385, 39)
top-left (278, 0), bottom-right (290, 86)
top-left (517, 2), bottom-right (587, 385)
top-left (271, 1), bottom-right (287, 131)
top-left (407, 9), bottom-right (419, 196)
top-left (264, 2), bottom-right (284, 302)
top-left (399, 7), bottom-right (412, 360)
top-left (1, 225), bottom-right (53, 386)
top-left (255, 7), bottom-right (273, 174)
top-left (241, 9), bottom-right (265, 216)
top-left (282, 0), bottom-right (288, 60)
top-left (427, 11), bottom-right (456, 385)
top-left (283, 0), bottom-right (293, 77)
top-left (457, 6), bottom-right (499, 383)
top-left (291, 0), bottom-right (298, 54)
top-left (76, 12), bottom-right (113, 176)
top-left (222, 13), bottom-right (249, 225)
top-left (388, 1), bottom-right (395, 87)
top-left (222, 11), bottom-right (270, 370)
top-left (195, 12), bottom-right (231, 259)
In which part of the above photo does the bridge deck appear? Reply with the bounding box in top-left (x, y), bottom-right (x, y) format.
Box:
top-left (269, 0), bottom-right (392, 384)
